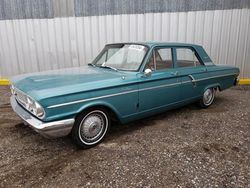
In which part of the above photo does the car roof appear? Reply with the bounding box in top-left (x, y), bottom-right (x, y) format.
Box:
top-left (106, 42), bottom-right (202, 48)
top-left (105, 42), bottom-right (212, 63)
top-left (143, 42), bottom-right (202, 48)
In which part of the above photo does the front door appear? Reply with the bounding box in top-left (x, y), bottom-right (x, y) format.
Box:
top-left (138, 47), bottom-right (181, 114)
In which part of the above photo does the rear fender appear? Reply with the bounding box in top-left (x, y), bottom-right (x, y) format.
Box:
top-left (203, 83), bottom-right (221, 92)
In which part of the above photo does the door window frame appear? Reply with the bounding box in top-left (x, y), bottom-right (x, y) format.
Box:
top-left (173, 47), bottom-right (205, 69)
top-left (143, 47), bottom-right (175, 72)
top-left (141, 46), bottom-right (205, 73)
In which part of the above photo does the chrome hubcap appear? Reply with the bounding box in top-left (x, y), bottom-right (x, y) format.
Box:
top-left (80, 112), bottom-right (105, 141)
top-left (203, 89), bottom-right (214, 105)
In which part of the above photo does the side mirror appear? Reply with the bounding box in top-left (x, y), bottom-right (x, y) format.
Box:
top-left (144, 68), bottom-right (152, 77)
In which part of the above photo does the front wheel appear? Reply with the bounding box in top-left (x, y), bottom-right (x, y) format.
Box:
top-left (199, 88), bottom-right (215, 108)
top-left (72, 108), bottom-right (110, 149)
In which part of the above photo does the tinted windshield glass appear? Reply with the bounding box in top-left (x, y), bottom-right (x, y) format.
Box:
top-left (93, 44), bottom-right (148, 71)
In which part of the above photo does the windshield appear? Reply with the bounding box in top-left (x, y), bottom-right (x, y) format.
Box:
top-left (92, 44), bottom-right (148, 71)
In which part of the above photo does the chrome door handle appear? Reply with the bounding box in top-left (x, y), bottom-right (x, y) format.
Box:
top-left (202, 68), bottom-right (207, 72)
top-left (171, 71), bottom-right (179, 76)
top-left (188, 74), bottom-right (197, 87)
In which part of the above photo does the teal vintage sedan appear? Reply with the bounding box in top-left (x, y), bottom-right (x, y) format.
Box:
top-left (10, 42), bottom-right (239, 148)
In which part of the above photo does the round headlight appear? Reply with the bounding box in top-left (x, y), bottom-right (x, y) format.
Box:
top-left (26, 96), bottom-right (45, 119)
top-left (10, 85), bottom-right (16, 95)
top-left (34, 101), bottom-right (45, 118)
top-left (26, 97), bottom-right (34, 111)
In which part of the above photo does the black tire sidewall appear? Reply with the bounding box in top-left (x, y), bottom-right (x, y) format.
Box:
top-left (200, 88), bottom-right (215, 108)
top-left (72, 107), bottom-right (110, 149)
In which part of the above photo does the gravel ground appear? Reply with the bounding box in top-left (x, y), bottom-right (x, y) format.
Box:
top-left (0, 86), bottom-right (250, 188)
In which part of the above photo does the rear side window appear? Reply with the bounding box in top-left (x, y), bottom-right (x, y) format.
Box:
top-left (176, 48), bottom-right (202, 68)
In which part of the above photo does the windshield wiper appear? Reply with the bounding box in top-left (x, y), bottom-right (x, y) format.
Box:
top-left (88, 63), bottom-right (96, 67)
top-left (100, 65), bottom-right (118, 71)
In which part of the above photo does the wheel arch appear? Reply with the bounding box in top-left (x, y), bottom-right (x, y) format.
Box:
top-left (203, 83), bottom-right (221, 92)
top-left (76, 101), bottom-right (122, 123)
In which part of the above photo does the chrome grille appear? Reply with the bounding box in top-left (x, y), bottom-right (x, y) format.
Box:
top-left (15, 89), bottom-right (27, 107)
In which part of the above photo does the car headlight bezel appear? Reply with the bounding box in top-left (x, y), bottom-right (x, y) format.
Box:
top-left (11, 85), bottom-right (45, 119)
top-left (10, 85), bottom-right (16, 95)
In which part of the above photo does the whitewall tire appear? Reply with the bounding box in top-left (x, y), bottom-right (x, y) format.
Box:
top-left (72, 108), bottom-right (110, 149)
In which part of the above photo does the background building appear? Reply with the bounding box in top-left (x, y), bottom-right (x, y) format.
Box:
top-left (0, 0), bottom-right (249, 79)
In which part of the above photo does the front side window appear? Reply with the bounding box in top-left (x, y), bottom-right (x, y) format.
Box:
top-left (93, 44), bottom-right (148, 71)
top-left (145, 48), bottom-right (173, 71)
top-left (176, 48), bottom-right (202, 68)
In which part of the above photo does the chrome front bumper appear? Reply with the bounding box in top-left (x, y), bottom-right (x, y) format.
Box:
top-left (10, 96), bottom-right (75, 138)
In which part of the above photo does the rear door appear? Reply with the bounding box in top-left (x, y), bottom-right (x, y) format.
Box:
top-left (174, 47), bottom-right (208, 101)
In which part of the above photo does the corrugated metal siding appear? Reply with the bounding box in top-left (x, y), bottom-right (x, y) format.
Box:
top-left (0, 0), bottom-right (54, 20)
top-left (75, 0), bottom-right (250, 17)
top-left (0, 9), bottom-right (249, 78)
top-left (0, 0), bottom-right (249, 20)
top-left (53, 0), bottom-right (74, 17)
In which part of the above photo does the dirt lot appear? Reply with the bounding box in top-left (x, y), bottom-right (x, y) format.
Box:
top-left (0, 86), bottom-right (250, 188)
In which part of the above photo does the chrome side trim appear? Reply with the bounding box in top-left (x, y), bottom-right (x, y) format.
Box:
top-left (182, 73), bottom-right (237, 84)
top-left (48, 82), bottom-right (181, 109)
top-left (48, 89), bottom-right (138, 108)
top-left (195, 73), bottom-right (237, 82)
top-left (139, 82), bottom-right (181, 92)
top-left (182, 80), bottom-right (191, 84)
top-left (47, 73), bottom-right (237, 109)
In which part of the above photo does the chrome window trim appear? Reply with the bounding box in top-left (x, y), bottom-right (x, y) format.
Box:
top-left (47, 73), bottom-right (237, 109)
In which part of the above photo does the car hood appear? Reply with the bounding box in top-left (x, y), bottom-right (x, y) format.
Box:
top-left (11, 66), bottom-right (137, 100)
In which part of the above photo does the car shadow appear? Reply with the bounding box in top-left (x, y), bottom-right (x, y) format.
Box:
top-left (12, 97), bottom-right (228, 150)
top-left (106, 102), bottom-right (199, 141)
top-left (106, 95), bottom-right (231, 142)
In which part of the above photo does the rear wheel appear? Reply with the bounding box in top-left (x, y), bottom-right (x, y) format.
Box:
top-left (199, 88), bottom-right (215, 108)
top-left (72, 108), bottom-right (110, 149)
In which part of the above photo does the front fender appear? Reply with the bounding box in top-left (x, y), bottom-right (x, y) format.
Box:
top-left (77, 100), bottom-right (122, 121)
